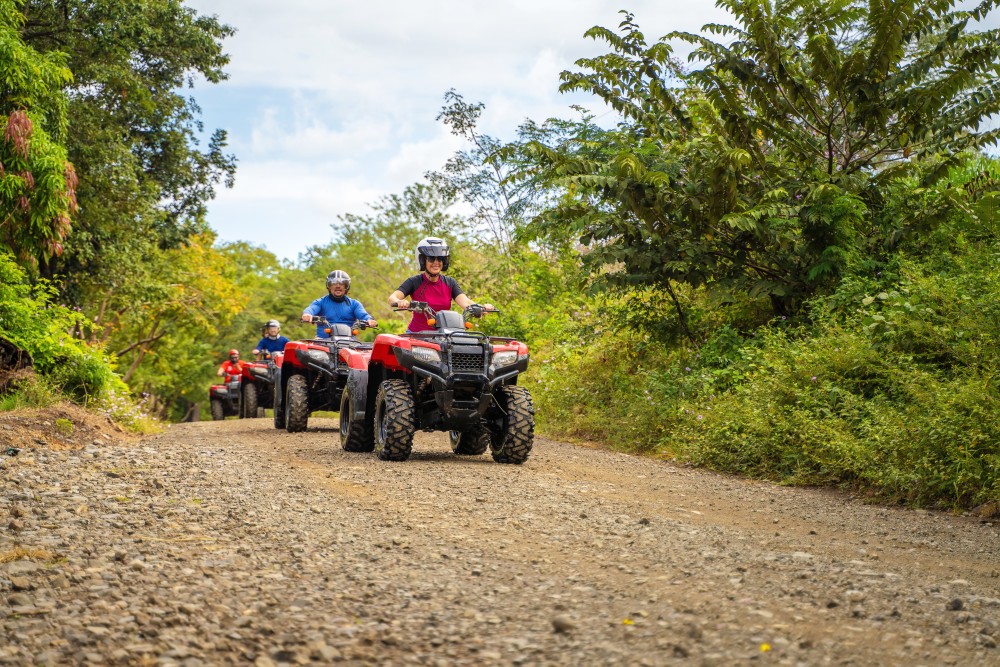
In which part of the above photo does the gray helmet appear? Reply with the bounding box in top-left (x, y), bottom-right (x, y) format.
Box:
top-left (266, 319), bottom-right (280, 330)
top-left (326, 270), bottom-right (351, 292)
top-left (416, 237), bottom-right (450, 272)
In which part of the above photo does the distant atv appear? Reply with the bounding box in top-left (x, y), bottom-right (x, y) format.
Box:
top-left (339, 303), bottom-right (534, 464)
top-left (273, 317), bottom-right (374, 432)
top-left (209, 372), bottom-right (242, 421)
top-left (239, 352), bottom-right (279, 419)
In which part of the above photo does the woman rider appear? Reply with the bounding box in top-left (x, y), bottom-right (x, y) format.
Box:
top-left (387, 237), bottom-right (493, 333)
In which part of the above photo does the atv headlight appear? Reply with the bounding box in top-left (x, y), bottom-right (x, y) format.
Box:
top-left (306, 349), bottom-right (330, 365)
top-left (411, 346), bottom-right (441, 364)
top-left (492, 350), bottom-right (518, 368)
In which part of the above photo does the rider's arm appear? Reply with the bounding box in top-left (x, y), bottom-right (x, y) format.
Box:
top-left (301, 297), bottom-right (323, 322)
top-left (388, 289), bottom-right (408, 308)
top-left (455, 292), bottom-right (494, 311)
top-left (388, 276), bottom-right (421, 308)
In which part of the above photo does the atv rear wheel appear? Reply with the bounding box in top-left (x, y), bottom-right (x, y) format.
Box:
top-left (374, 379), bottom-right (415, 461)
top-left (285, 374), bottom-right (309, 433)
top-left (210, 398), bottom-right (224, 421)
top-left (241, 382), bottom-right (258, 419)
top-left (489, 385), bottom-right (534, 464)
top-left (449, 425), bottom-right (490, 455)
top-left (272, 382), bottom-right (285, 429)
top-left (340, 383), bottom-right (374, 452)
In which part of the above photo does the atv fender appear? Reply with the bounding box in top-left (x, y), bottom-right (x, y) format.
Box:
top-left (345, 369), bottom-right (371, 421)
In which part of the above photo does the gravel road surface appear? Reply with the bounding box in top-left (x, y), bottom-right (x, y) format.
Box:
top-left (3, 415), bottom-right (1000, 665)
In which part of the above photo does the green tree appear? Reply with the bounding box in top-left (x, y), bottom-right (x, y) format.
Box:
top-left (524, 2), bottom-right (1000, 317)
top-left (0, 0), bottom-right (76, 268)
top-left (19, 0), bottom-right (236, 283)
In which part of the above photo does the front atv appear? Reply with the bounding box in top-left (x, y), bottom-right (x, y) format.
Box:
top-left (339, 303), bottom-right (534, 463)
top-left (273, 318), bottom-right (374, 432)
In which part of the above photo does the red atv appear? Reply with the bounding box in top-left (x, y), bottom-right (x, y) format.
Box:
top-left (272, 317), bottom-right (375, 432)
top-left (338, 303), bottom-right (534, 464)
top-left (209, 371), bottom-right (242, 421)
top-left (239, 353), bottom-right (278, 418)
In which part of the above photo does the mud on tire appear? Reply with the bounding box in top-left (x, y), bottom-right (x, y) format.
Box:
top-left (340, 383), bottom-right (374, 452)
top-left (490, 385), bottom-right (534, 464)
top-left (210, 398), bottom-right (224, 421)
top-left (241, 382), bottom-right (258, 419)
top-left (449, 424), bottom-right (490, 455)
top-left (285, 374), bottom-right (309, 433)
top-left (374, 379), bottom-right (415, 461)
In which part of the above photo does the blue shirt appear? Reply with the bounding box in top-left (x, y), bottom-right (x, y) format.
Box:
top-left (255, 335), bottom-right (289, 355)
top-left (303, 295), bottom-right (372, 337)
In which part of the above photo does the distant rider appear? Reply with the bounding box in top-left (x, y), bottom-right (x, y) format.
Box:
top-left (253, 319), bottom-right (290, 358)
top-left (387, 237), bottom-right (493, 333)
top-left (301, 270), bottom-right (377, 337)
top-left (216, 349), bottom-right (243, 377)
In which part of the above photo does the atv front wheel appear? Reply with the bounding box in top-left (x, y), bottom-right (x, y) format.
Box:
top-left (210, 398), bottom-right (224, 421)
top-left (241, 382), bottom-right (258, 419)
top-left (374, 379), bottom-right (415, 461)
top-left (285, 374), bottom-right (309, 433)
top-left (340, 383), bottom-right (374, 452)
top-left (449, 425), bottom-right (490, 455)
top-left (489, 385), bottom-right (534, 464)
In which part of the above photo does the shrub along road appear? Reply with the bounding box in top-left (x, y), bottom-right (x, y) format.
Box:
top-left (2, 415), bottom-right (1000, 665)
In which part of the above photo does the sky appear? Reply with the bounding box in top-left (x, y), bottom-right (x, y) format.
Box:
top-left (183, 2), bottom-right (999, 263)
top-left (183, 1), bottom-right (733, 262)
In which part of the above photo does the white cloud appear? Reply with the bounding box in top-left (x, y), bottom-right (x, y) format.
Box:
top-left (184, 1), bottom-right (736, 259)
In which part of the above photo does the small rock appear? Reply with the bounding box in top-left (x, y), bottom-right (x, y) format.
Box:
top-left (552, 615), bottom-right (575, 633)
top-left (8, 576), bottom-right (32, 591)
top-left (7, 592), bottom-right (32, 606)
top-left (946, 599), bottom-right (964, 611)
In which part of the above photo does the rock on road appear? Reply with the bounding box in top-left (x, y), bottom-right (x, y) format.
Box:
top-left (3, 417), bottom-right (1000, 666)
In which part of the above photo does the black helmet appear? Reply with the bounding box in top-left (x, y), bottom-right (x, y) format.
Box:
top-left (326, 270), bottom-right (351, 292)
top-left (416, 237), bottom-right (450, 272)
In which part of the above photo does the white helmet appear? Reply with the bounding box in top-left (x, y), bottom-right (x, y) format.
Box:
top-left (416, 237), bottom-right (450, 272)
top-left (326, 270), bottom-right (351, 292)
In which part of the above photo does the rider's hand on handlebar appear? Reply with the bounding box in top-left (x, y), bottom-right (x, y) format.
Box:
top-left (367, 319), bottom-right (378, 328)
top-left (301, 313), bottom-right (313, 323)
top-left (393, 299), bottom-right (410, 309)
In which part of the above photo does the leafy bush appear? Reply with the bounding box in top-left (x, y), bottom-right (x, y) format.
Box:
top-left (0, 252), bottom-right (131, 409)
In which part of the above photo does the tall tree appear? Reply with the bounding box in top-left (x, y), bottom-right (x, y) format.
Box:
top-left (19, 0), bottom-right (236, 284)
top-left (0, 0), bottom-right (76, 268)
top-left (523, 2), bottom-right (1000, 317)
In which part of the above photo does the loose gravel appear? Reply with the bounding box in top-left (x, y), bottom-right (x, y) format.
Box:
top-left (3, 416), bottom-right (1000, 666)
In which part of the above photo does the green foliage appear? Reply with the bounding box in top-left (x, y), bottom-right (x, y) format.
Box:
top-left (0, 251), bottom-right (128, 405)
top-left (0, 373), bottom-right (58, 410)
top-left (521, 3), bottom-right (1000, 315)
top-left (0, 0), bottom-right (76, 267)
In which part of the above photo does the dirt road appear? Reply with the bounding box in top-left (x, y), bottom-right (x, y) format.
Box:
top-left (3, 416), bottom-right (1000, 665)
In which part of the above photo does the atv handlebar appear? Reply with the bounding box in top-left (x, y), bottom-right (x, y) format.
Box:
top-left (463, 304), bottom-right (500, 319)
top-left (392, 301), bottom-right (499, 318)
